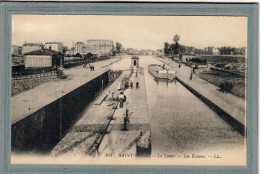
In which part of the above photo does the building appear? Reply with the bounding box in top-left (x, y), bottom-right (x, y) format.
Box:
top-left (65, 47), bottom-right (75, 56)
top-left (44, 42), bottom-right (63, 53)
top-left (22, 43), bottom-right (43, 54)
top-left (75, 42), bottom-right (86, 55)
top-left (146, 50), bottom-right (154, 56)
top-left (12, 45), bottom-right (19, 55)
top-left (86, 40), bottom-right (113, 55)
top-left (155, 49), bottom-right (163, 56)
top-left (81, 46), bottom-right (87, 55)
top-left (24, 48), bottom-right (64, 68)
top-left (131, 56), bottom-right (139, 68)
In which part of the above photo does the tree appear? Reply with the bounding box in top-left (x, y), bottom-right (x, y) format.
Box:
top-left (116, 42), bottom-right (122, 53)
top-left (164, 42), bottom-right (170, 54)
top-left (173, 34), bottom-right (180, 55)
top-left (179, 44), bottom-right (187, 54)
top-left (75, 53), bottom-right (81, 57)
top-left (173, 34), bottom-right (180, 43)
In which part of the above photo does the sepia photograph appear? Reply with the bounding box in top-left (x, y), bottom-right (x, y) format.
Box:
top-left (10, 14), bottom-right (248, 166)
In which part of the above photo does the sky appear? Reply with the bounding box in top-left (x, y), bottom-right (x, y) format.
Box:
top-left (12, 15), bottom-right (248, 50)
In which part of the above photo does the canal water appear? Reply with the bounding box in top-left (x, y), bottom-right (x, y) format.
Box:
top-left (112, 56), bottom-right (244, 155)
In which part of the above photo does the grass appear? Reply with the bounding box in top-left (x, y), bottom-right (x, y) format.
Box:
top-left (199, 72), bottom-right (245, 98)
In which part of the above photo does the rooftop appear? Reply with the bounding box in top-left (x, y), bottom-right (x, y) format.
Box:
top-left (75, 42), bottom-right (85, 44)
top-left (24, 49), bottom-right (61, 56)
top-left (132, 56), bottom-right (140, 59)
top-left (23, 43), bottom-right (43, 47)
top-left (45, 42), bottom-right (63, 44)
top-left (87, 40), bottom-right (113, 42)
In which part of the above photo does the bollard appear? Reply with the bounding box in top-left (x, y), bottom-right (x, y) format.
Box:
top-left (126, 109), bottom-right (129, 121)
top-left (112, 92), bottom-right (114, 101)
top-left (139, 130), bottom-right (143, 136)
top-left (122, 109), bottom-right (129, 131)
top-left (94, 144), bottom-right (99, 157)
top-left (121, 117), bottom-right (128, 131)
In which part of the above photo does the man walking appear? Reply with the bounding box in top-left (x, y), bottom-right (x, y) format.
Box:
top-left (119, 92), bottom-right (125, 108)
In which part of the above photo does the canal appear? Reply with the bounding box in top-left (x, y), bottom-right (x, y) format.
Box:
top-left (112, 56), bottom-right (245, 155)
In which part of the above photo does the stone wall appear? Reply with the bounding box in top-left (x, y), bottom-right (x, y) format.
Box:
top-left (11, 72), bottom-right (109, 152)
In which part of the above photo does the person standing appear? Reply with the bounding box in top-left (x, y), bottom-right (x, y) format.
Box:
top-left (118, 81), bottom-right (121, 90)
top-left (130, 80), bottom-right (133, 89)
top-left (119, 92), bottom-right (124, 108)
top-left (162, 64), bottom-right (165, 70)
top-left (136, 81), bottom-right (139, 89)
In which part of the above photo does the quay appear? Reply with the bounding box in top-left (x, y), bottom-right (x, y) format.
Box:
top-left (11, 56), bottom-right (126, 152)
top-left (155, 56), bottom-right (246, 135)
top-left (50, 69), bottom-right (131, 157)
top-left (11, 56), bottom-right (123, 125)
top-left (98, 67), bottom-right (150, 157)
top-left (51, 65), bottom-right (151, 157)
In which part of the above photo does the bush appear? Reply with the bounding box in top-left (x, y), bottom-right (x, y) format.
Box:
top-left (219, 81), bottom-right (233, 92)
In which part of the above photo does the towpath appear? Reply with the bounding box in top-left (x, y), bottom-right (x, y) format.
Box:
top-left (51, 67), bottom-right (151, 157)
top-left (11, 56), bottom-right (127, 125)
top-left (97, 68), bottom-right (150, 157)
top-left (51, 69), bottom-right (131, 157)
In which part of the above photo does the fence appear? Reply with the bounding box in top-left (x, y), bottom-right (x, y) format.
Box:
top-left (12, 70), bottom-right (57, 81)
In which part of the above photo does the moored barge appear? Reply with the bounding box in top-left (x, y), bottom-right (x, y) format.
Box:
top-left (148, 64), bottom-right (176, 80)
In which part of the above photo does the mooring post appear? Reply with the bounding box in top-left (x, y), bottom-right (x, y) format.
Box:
top-left (121, 117), bottom-right (128, 131)
top-left (139, 130), bottom-right (143, 136)
top-left (126, 109), bottom-right (129, 121)
top-left (122, 109), bottom-right (129, 131)
top-left (102, 79), bottom-right (104, 92)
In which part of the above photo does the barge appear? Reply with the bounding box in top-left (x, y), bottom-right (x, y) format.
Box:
top-left (148, 64), bottom-right (176, 80)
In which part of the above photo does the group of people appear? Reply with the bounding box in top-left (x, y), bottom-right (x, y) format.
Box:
top-left (82, 63), bottom-right (95, 71)
top-left (125, 79), bottom-right (139, 89)
top-left (118, 79), bottom-right (140, 108)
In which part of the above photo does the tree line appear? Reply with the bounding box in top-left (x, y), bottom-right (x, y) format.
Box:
top-left (164, 42), bottom-right (246, 56)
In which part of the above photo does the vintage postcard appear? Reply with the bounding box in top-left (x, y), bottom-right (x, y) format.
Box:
top-left (0, 3), bottom-right (257, 174)
top-left (10, 14), bottom-right (248, 166)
